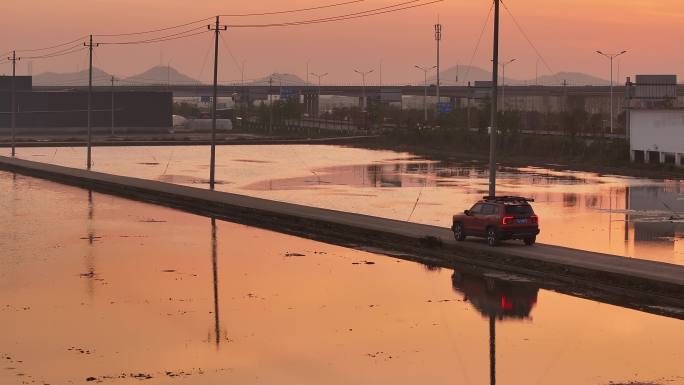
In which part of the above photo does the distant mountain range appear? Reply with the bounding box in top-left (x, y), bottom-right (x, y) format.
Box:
top-left (33, 68), bottom-right (114, 86)
top-left (32, 65), bottom-right (201, 86)
top-left (243, 73), bottom-right (309, 86)
top-left (122, 66), bottom-right (199, 85)
top-left (31, 65), bottom-right (610, 87)
top-left (430, 65), bottom-right (610, 86)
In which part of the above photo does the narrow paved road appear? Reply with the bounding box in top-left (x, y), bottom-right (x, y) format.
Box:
top-left (1, 155), bottom-right (683, 290)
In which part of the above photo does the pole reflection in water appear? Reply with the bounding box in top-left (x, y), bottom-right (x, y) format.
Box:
top-left (211, 217), bottom-right (221, 348)
top-left (490, 315), bottom-right (496, 385)
top-left (84, 190), bottom-right (97, 298)
top-left (452, 270), bottom-right (539, 385)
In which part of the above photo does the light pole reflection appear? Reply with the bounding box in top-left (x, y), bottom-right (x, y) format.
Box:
top-left (211, 217), bottom-right (221, 348)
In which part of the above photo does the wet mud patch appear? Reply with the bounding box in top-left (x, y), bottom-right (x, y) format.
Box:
top-left (232, 159), bottom-right (274, 164)
top-left (157, 174), bottom-right (229, 185)
top-left (84, 367), bottom-right (211, 383)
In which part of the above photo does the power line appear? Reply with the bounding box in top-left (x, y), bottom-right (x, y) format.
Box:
top-left (219, 0), bottom-right (365, 17)
top-left (23, 46), bottom-right (87, 60)
top-left (462, 1), bottom-right (494, 83)
top-left (15, 36), bottom-right (89, 53)
top-left (98, 26), bottom-right (208, 45)
top-left (195, 36), bottom-right (216, 83)
top-left (500, 0), bottom-right (559, 84)
top-left (93, 1), bottom-right (365, 38)
top-left (94, 16), bottom-right (214, 37)
top-left (21, 44), bottom-right (82, 58)
top-left (219, 34), bottom-right (243, 75)
top-left (227, 0), bottom-right (443, 28)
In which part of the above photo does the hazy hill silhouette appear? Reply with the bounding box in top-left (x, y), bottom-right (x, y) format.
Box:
top-left (33, 68), bottom-right (114, 86)
top-left (429, 65), bottom-right (609, 86)
top-left (122, 66), bottom-right (200, 85)
top-left (244, 73), bottom-right (310, 86)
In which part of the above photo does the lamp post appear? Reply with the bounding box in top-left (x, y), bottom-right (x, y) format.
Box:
top-left (310, 72), bottom-right (328, 131)
top-left (596, 50), bottom-right (627, 134)
top-left (110, 76), bottom-right (116, 137)
top-left (354, 68), bottom-right (374, 129)
top-left (415, 65), bottom-right (436, 122)
top-left (499, 58), bottom-right (516, 113)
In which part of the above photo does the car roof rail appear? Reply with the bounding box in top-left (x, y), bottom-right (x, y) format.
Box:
top-left (482, 195), bottom-right (535, 203)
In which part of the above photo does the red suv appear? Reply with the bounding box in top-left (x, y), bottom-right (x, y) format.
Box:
top-left (451, 196), bottom-right (540, 247)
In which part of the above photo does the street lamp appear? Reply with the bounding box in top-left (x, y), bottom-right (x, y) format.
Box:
top-left (499, 58), bottom-right (516, 113)
top-left (354, 68), bottom-right (374, 130)
top-left (415, 65), bottom-right (437, 122)
top-left (310, 72), bottom-right (328, 130)
top-left (596, 50), bottom-right (627, 134)
top-left (354, 68), bottom-right (374, 111)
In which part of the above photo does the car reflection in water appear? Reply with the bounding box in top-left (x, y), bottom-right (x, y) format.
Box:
top-left (451, 270), bottom-right (539, 320)
top-left (451, 269), bottom-right (540, 385)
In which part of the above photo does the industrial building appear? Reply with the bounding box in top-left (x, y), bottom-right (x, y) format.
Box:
top-left (0, 75), bottom-right (172, 134)
top-left (627, 75), bottom-right (684, 166)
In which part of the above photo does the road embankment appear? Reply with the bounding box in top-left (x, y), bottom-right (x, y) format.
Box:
top-left (1, 155), bottom-right (682, 313)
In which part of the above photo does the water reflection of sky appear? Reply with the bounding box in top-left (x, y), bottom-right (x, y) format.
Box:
top-left (1, 171), bottom-right (683, 385)
top-left (4, 145), bottom-right (684, 266)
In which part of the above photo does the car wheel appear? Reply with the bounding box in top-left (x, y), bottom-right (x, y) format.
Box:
top-left (487, 227), bottom-right (499, 247)
top-left (524, 236), bottom-right (536, 246)
top-left (453, 223), bottom-right (466, 241)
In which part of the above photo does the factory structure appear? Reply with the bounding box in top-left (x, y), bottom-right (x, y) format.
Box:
top-left (0, 75), bottom-right (172, 134)
top-left (626, 75), bottom-right (684, 166)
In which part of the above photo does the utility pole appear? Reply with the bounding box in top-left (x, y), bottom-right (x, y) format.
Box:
top-left (435, 23), bottom-right (442, 114)
top-left (489, 0), bottom-right (500, 198)
top-left (208, 16), bottom-right (228, 190)
top-left (379, 59), bottom-right (383, 89)
top-left (415, 65), bottom-right (436, 122)
top-left (84, 35), bottom-right (99, 170)
top-left (596, 50), bottom-right (627, 134)
top-left (110, 76), bottom-right (115, 136)
top-left (354, 69), bottom-right (374, 129)
top-left (310, 72), bottom-right (328, 132)
top-left (7, 50), bottom-right (20, 157)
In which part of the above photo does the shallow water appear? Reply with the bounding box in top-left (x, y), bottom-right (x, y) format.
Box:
top-left (1, 171), bottom-right (683, 385)
top-left (4, 144), bottom-right (684, 266)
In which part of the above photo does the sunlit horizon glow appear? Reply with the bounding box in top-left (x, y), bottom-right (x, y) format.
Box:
top-left (1, 0), bottom-right (683, 84)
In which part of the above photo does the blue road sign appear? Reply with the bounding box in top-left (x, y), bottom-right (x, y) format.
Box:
top-left (280, 87), bottom-right (299, 100)
top-left (437, 102), bottom-right (453, 113)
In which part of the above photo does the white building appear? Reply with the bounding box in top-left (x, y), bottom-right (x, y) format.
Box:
top-left (630, 109), bottom-right (684, 165)
top-left (627, 75), bottom-right (683, 166)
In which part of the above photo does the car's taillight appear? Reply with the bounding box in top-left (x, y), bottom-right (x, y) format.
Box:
top-left (501, 295), bottom-right (513, 310)
top-left (530, 215), bottom-right (539, 224)
top-left (502, 216), bottom-right (514, 225)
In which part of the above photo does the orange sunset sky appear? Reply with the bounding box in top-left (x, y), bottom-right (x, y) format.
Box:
top-left (1, 0), bottom-right (683, 84)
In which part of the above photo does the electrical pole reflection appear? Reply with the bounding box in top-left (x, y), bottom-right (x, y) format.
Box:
top-left (211, 217), bottom-right (220, 348)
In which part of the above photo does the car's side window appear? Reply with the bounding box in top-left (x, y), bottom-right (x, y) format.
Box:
top-left (470, 203), bottom-right (484, 214)
top-left (482, 204), bottom-right (495, 215)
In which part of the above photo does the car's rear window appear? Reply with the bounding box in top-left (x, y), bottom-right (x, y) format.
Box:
top-left (505, 205), bottom-right (533, 215)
